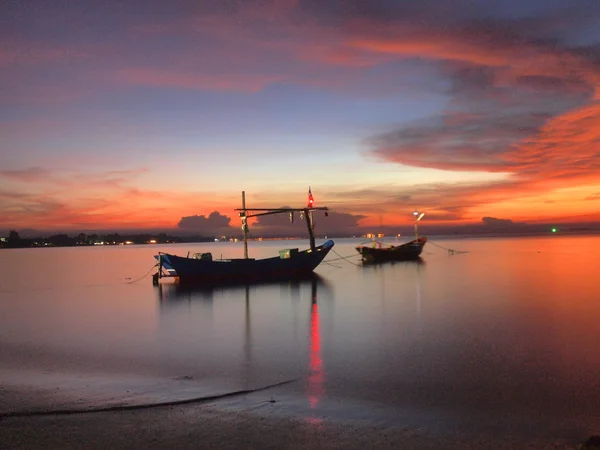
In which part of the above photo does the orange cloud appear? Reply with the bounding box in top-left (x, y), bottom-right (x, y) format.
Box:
top-left (362, 102), bottom-right (600, 224)
top-left (0, 167), bottom-right (229, 231)
top-left (352, 11), bottom-right (600, 224)
top-left (347, 18), bottom-right (599, 84)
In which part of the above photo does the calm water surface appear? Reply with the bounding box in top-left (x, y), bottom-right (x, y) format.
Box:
top-left (2, 235), bottom-right (600, 438)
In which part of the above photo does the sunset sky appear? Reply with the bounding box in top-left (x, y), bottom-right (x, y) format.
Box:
top-left (2, 0), bottom-right (600, 236)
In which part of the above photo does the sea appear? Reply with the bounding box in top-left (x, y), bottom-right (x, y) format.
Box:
top-left (2, 235), bottom-right (600, 440)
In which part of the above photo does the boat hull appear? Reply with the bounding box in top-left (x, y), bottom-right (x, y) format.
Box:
top-left (157, 240), bottom-right (334, 285)
top-left (356, 237), bottom-right (426, 263)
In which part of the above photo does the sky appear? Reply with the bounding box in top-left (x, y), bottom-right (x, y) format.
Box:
top-left (2, 0), bottom-right (600, 237)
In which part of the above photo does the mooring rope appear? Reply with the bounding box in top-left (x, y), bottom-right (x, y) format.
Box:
top-left (323, 254), bottom-right (358, 263)
top-left (322, 260), bottom-right (343, 268)
top-left (126, 263), bottom-right (159, 284)
top-left (328, 249), bottom-right (363, 267)
top-left (427, 240), bottom-right (469, 254)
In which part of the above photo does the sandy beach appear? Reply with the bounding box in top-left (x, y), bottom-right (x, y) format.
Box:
top-left (0, 405), bottom-right (584, 450)
top-left (0, 383), bottom-right (591, 450)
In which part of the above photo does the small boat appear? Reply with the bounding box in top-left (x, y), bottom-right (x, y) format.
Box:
top-left (154, 189), bottom-right (334, 285)
top-left (356, 237), bottom-right (427, 263)
top-left (356, 210), bottom-right (427, 264)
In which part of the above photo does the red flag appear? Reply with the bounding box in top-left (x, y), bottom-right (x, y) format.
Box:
top-left (308, 187), bottom-right (314, 208)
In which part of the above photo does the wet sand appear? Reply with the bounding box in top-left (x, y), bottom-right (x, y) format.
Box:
top-left (0, 386), bottom-right (587, 450)
top-left (0, 405), bottom-right (583, 450)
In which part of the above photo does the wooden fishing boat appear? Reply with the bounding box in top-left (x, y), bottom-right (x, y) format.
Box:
top-left (154, 189), bottom-right (333, 285)
top-left (357, 210), bottom-right (427, 264)
top-left (356, 237), bottom-right (427, 263)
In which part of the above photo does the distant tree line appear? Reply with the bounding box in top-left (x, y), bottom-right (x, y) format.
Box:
top-left (0, 231), bottom-right (217, 249)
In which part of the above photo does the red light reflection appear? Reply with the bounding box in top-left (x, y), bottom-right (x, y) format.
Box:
top-left (308, 299), bottom-right (324, 409)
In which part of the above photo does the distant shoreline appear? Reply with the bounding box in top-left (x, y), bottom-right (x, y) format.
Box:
top-left (2, 228), bottom-right (600, 249)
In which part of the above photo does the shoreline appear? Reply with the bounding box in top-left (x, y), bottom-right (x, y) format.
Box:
top-left (0, 382), bottom-right (593, 450)
top-left (0, 401), bottom-right (587, 450)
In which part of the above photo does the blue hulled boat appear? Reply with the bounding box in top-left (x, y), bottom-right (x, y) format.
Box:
top-left (157, 239), bottom-right (334, 284)
top-left (154, 189), bottom-right (333, 285)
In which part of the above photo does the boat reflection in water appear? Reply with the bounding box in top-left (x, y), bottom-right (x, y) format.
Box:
top-left (156, 272), bottom-right (329, 307)
top-left (155, 273), bottom-right (330, 414)
top-left (359, 255), bottom-right (425, 268)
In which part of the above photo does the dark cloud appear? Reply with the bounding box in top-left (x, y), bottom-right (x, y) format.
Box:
top-left (250, 208), bottom-right (364, 237)
top-left (177, 211), bottom-right (235, 236)
top-left (366, 112), bottom-right (524, 172)
top-left (514, 75), bottom-right (592, 95)
top-left (585, 193), bottom-right (600, 201)
top-left (176, 206), bottom-right (364, 238)
top-left (481, 217), bottom-right (520, 227)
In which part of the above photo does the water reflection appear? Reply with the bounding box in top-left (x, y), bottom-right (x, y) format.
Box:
top-left (155, 274), bottom-right (330, 413)
top-left (156, 273), bottom-right (330, 306)
top-left (359, 256), bottom-right (425, 269)
top-left (308, 277), bottom-right (324, 409)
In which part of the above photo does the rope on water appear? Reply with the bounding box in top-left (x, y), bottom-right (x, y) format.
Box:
top-left (324, 254), bottom-right (358, 263)
top-left (322, 261), bottom-right (343, 268)
top-left (327, 249), bottom-right (363, 267)
top-left (126, 263), bottom-right (159, 284)
top-left (427, 240), bottom-right (469, 255)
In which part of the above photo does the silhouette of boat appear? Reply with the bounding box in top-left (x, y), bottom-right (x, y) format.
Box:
top-left (154, 189), bottom-right (334, 285)
top-left (356, 237), bottom-right (427, 263)
top-left (357, 210), bottom-right (427, 264)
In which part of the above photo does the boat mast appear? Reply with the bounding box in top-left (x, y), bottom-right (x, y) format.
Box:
top-left (235, 191), bottom-right (327, 252)
top-left (242, 191), bottom-right (249, 259)
top-left (304, 208), bottom-right (316, 251)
